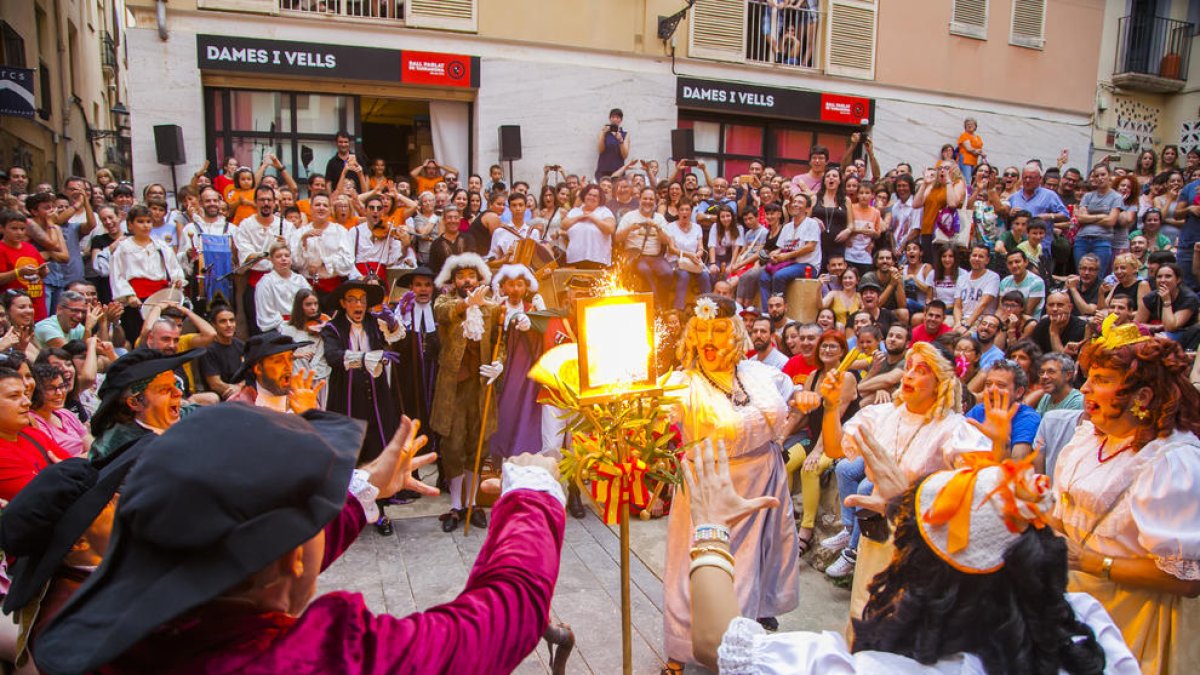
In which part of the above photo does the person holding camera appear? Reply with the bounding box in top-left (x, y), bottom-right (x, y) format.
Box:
top-left (595, 108), bottom-right (630, 181)
top-left (617, 188), bottom-right (674, 307)
top-left (324, 131), bottom-right (364, 195)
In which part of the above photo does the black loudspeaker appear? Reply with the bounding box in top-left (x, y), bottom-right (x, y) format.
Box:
top-left (671, 129), bottom-right (694, 160)
top-left (498, 125), bottom-right (522, 161)
top-left (153, 124), bottom-right (186, 166)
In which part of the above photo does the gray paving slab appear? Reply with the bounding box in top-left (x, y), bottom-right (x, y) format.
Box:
top-left (319, 489), bottom-right (851, 674)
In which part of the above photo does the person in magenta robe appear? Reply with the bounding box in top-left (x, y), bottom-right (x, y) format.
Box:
top-left (32, 404), bottom-right (568, 674)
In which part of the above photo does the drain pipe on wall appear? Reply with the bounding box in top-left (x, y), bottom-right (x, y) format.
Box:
top-left (156, 0), bottom-right (169, 41)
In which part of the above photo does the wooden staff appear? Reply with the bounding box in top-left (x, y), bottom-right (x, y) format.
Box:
top-left (464, 303), bottom-right (507, 536)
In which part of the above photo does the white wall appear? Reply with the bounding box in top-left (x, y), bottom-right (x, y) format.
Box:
top-left (474, 59), bottom-right (676, 184)
top-left (126, 28), bottom-right (206, 197)
top-left (872, 99), bottom-right (1093, 176)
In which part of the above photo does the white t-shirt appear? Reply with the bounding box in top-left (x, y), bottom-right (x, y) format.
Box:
top-left (618, 210), bottom-right (669, 257)
top-left (931, 268), bottom-right (968, 306)
top-left (959, 269), bottom-right (1000, 318)
top-left (707, 223), bottom-right (744, 258)
top-left (776, 217), bottom-right (822, 269)
top-left (663, 220), bottom-right (704, 265)
top-left (564, 206), bottom-right (614, 266)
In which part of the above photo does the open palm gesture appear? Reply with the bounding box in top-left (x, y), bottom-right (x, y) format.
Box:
top-left (683, 440), bottom-right (779, 529)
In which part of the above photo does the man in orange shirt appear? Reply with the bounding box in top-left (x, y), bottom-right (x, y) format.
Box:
top-left (410, 159), bottom-right (459, 196)
top-left (956, 117), bottom-right (983, 185)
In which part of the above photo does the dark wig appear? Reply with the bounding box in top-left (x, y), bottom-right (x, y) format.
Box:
top-left (852, 483), bottom-right (1106, 675)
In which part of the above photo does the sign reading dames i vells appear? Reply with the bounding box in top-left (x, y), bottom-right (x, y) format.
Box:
top-left (196, 35), bottom-right (480, 88)
top-left (676, 76), bottom-right (874, 126)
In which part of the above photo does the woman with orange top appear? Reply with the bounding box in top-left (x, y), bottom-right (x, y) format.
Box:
top-left (366, 158), bottom-right (392, 192)
top-left (914, 162), bottom-right (966, 264)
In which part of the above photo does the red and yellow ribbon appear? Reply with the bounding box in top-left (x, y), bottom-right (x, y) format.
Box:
top-left (590, 459), bottom-right (650, 524)
top-left (921, 452), bottom-right (1048, 555)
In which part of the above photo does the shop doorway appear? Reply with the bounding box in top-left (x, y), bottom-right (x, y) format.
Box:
top-left (360, 97), bottom-right (432, 183)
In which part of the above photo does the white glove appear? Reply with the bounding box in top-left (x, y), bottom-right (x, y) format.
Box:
top-left (479, 360), bottom-right (504, 385)
top-left (514, 313), bottom-right (531, 332)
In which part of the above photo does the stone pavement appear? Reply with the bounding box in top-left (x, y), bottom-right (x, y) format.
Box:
top-left (317, 492), bottom-right (851, 674)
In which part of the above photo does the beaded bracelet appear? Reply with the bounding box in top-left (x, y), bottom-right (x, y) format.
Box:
top-left (689, 553), bottom-right (735, 580)
top-left (693, 523), bottom-right (731, 546)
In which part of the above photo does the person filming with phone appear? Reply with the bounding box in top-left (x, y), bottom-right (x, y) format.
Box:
top-left (595, 108), bottom-right (630, 181)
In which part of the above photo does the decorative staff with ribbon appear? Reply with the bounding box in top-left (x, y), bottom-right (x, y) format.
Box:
top-left (591, 459), bottom-right (651, 525)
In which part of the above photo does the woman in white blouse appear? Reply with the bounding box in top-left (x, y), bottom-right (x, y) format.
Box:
top-left (560, 184), bottom-right (615, 269)
top-left (1052, 321), bottom-right (1200, 674)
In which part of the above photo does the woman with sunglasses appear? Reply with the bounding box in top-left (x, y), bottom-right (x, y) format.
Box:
top-left (28, 363), bottom-right (89, 458)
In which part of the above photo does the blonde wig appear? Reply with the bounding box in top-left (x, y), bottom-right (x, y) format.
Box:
top-left (892, 341), bottom-right (962, 420)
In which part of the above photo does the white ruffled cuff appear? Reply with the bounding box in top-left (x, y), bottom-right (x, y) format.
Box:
top-left (501, 463), bottom-right (566, 507)
top-left (1154, 556), bottom-right (1200, 581)
top-left (349, 469), bottom-right (380, 523)
top-left (343, 351), bottom-right (365, 370)
top-left (463, 304), bottom-right (484, 342)
top-left (363, 350), bottom-right (387, 378)
top-left (382, 321), bottom-right (405, 344)
top-left (717, 616), bottom-right (768, 675)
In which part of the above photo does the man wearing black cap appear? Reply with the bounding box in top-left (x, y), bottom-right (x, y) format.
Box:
top-left (33, 404), bottom-right (571, 674)
top-left (89, 347), bottom-right (206, 460)
top-left (321, 280), bottom-right (405, 535)
top-left (228, 331), bottom-right (323, 414)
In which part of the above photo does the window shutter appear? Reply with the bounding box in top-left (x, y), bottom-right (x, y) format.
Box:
top-left (688, 0), bottom-right (746, 63)
top-left (1010, 0), bottom-right (1045, 49)
top-left (950, 0), bottom-right (988, 39)
top-left (825, 0), bottom-right (876, 80)
top-left (407, 0), bottom-right (477, 33)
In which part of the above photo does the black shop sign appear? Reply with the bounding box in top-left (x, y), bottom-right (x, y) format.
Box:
top-left (676, 77), bottom-right (874, 126)
top-left (198, 35), bottom-right (402, 82)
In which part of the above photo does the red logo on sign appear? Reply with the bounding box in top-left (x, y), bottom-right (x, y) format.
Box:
top-left (819, 93), bottom-right (870, 125)
top-left (401, 51), bottom-right (473, 88)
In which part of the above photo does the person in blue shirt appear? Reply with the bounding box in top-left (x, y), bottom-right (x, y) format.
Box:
top-left (1005, 163), bottom-right (1069, 230)
top-left (965, 359), bottom-right (1040, 459)
top-left (1177, 156), bottom-right (1200, 290)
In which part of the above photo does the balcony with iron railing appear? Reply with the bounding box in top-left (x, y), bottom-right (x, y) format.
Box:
top-left (746, 0), bottom-right (823, 70)
top-left (278, 0), bottom-right (405, 22)
top-left (100, 31), bottom-right (117, 75)
top-left (1112, 14), bottom-right (1194, 93)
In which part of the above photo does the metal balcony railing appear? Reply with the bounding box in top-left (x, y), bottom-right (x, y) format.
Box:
top-left (100, 31), bottom-right (117, 72)
top-left (279, 0), bottom-right (405, 21)
top-left (1114, 14), bottom-right (1193, 82)
top-left (747, 0), bottom-right (821, 69)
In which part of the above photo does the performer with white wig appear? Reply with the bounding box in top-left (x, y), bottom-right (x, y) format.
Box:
top-left (431, 252), bottom-right (500, 532)
top-left (487, 262), bottom-right (547, 462)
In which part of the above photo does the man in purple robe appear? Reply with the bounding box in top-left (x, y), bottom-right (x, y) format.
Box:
top-left (32, 404), bottom-right (567, 674)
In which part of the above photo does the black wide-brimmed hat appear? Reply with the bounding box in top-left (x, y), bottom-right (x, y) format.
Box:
top-left (34, 405), bottom-right (367, 674)
top-left (90, 348), bottom-right (206, 438)
top-left (324, 279), bottom-right (385, 313)
top-left (396, 265), bottom-right (435, 288)
top-left (230, 330), bottom-right (312, 384)
top-left (0, 438), bottom-right (148, 614)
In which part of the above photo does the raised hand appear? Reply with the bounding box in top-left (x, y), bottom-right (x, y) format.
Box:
top-left (287, 368), bottom-right (326, 415)
top-left (362, 416), bottom-right (437, 499)
top-left (967, 386), bottom-right (1018, 459)
top-left (683, 439), bottom-right (779, 529)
